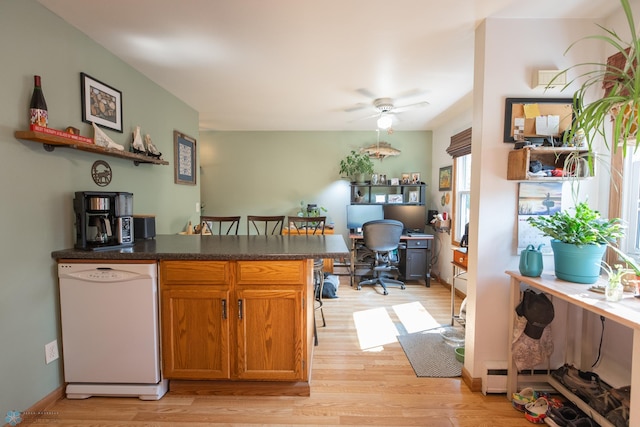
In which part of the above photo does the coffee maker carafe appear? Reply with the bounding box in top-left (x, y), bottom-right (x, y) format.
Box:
top-left (74, 191), bottom-right (134, 250)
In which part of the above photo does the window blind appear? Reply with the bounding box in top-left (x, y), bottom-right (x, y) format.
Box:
top-left (446, 127), bottom-right (472, 158)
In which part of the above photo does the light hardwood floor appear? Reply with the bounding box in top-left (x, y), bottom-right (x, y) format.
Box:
top-left (35, 278), bottom-right (532, 426)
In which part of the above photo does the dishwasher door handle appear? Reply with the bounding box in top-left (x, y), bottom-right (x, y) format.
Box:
top-left (237, 299), bottom-right (243, 320)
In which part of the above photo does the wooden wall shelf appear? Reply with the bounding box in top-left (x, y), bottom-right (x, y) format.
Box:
top-left (506, 146), bottom-right (592, 181)
top-left (15, 130), bottom-right (169, 166)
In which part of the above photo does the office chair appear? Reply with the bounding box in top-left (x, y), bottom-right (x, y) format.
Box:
top-left (247, 215), bottom-right (285, 235)
top-left (287, 216), bottom-right (326, 235)
top-left (201, 216), bottom-right (241, 235)
top-left (357, 219), bottom-right (405, 295)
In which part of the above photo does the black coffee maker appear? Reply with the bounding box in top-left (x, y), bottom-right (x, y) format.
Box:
top-left (74, 191), bottom-right (134, 250)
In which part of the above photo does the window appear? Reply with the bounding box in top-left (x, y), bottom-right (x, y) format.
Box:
top-left (446, 127), bottom-right (472, 246)
top-left (608, 148), bottom-right (640, 265)
top-left (453, 154), bottom-right (472, 244)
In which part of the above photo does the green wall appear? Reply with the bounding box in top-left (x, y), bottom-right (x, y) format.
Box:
top-left (0, 0), bottom-right (199, 415)
top-left (199, 131), bottom-right (433, 237)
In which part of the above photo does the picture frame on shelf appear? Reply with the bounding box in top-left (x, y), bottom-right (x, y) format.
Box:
top-left (439, 166), bottom-right (452, 191)
top-left (80, 72), bottom-right (123, 133)
top-left (174, 130), bottom-right (197, 185)
top-left (503, 97), bottom-right (574, 143)
top-left (390, 177), bottom-right (400, 185)
top-left (375, 194), bottom-right (386, 203)
top-left (401, 173), bottom-right (411, 184)
top-left (409, 191), bottom-right (419, 203)
top-left (388, 194), bottom-right (403, 204)
top-left (411, 172), bottom-right (421, 184)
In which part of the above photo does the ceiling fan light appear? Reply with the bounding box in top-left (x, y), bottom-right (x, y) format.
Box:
top-left (377, 115), bottom-right (393, 129)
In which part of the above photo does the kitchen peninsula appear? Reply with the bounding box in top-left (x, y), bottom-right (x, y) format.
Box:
top-left (52, 234), bottom-right (349, 396)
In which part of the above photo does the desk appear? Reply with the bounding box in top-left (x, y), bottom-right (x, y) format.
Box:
top-left (349, 233), bottom-right (433, 287)
top-left (506, 271), bottom-right (640, 427)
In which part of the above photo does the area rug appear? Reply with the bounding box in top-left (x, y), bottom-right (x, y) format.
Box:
top-left (397, 329), bottom-right (462, 378)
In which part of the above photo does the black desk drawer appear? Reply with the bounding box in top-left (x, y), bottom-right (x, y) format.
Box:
top-left (406, 239), bottom-right (429, 249)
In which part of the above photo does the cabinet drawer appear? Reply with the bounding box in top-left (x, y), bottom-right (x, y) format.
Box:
top-left (236, 260), bottom-right (306, 285)
top-left (453, 250), bottom-right (468, 268)
top-left (406, 239), bottom-right (429, 249)
top-left (161, 261), bottom-right (230, 285)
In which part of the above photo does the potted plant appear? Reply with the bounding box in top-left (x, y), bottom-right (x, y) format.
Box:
top-left (555, 0), bottom-right (640, 161)
top-left (339, 150), bottom-right (374, 183)
top-left (527, 202), bottom-right (624, 283)
top-left (599, 260), bottom-right (633, 301)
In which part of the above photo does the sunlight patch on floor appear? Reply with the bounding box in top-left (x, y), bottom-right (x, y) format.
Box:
top-left (353, 307), bottom-right (399, 350)
top-left (391, 301), bottom-right (440, 334)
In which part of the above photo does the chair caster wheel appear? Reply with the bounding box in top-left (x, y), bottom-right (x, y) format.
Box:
top-left (357, 286), bottom-right (361, 291)
top-left (383, 290), bottom-right (388, 295)
top-left (401, 285), bottom-right (405, 290)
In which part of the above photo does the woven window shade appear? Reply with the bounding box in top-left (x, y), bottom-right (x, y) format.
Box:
top-left (446, 127), bottom-right (472, 158)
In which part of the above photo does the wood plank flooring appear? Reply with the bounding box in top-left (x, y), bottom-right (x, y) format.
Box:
top-left (35, 278), bottom-right (532, 426)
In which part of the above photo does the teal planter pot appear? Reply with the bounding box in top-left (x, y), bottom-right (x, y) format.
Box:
top-left (551, 240), bottom-right (606, 284)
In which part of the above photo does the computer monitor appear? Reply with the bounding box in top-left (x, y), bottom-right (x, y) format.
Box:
top-left (346, 204), bottom-right (384, 232)
top-left (383, 205), bottom-right (427, 233)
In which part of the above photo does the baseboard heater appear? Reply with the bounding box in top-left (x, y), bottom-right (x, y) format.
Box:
top-left (482, 361), bottom-right (553, 395)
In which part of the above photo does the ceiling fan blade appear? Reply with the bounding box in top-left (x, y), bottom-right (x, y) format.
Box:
top-left (392, 101), bottom-right (430, 113)
top-left (355, 88), bottom-right (378, 99)
top-left (344, 102), bottom-right (370, 113)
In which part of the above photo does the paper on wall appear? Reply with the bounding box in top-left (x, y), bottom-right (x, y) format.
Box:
top-left (535, 115), bottom-right (560, 136)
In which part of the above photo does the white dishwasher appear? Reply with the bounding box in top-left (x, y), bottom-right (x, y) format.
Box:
top-left (58, 262), bottom-right (168, 400)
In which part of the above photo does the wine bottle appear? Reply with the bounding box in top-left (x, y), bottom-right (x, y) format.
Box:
top-left (29, 75), bottom-right (48, 127)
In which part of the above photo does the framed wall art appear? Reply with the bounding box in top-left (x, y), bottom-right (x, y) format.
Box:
top-left (174, 130), bottom-right (197, 185)
top-left (503, 97), bottom-right (574, 143)
top-left (80, 73), bottom-right (123, 132)
top-left (438, 166), bottom-right (452, 191)
top-left (388, 194), bottom-right (403, 204)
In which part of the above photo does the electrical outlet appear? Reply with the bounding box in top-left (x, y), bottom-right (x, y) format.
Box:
top-left (45, 340), bottom-right (59, 364)
top-left (196, 202), bottom-right (201, 213)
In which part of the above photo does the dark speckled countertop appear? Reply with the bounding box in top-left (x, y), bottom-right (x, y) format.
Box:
top-left (52, 234), bottom-right (350, 261)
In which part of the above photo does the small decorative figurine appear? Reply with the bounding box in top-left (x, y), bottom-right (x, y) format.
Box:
top-left (92, 122), bottom-right (124, 151)
top-left (144, 134), bottom-right (162, 159)
top-left (131, 126), bottom-right (146, 154)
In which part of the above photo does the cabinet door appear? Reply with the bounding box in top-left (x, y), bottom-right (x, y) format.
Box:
top-left (404, 248), bottom-right (427, 280)
top-left (234, 288), bottom-right (305, 381)
top-left (161, 288), bottom-right (230, 379)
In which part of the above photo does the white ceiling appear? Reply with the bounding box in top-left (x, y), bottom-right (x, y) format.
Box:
top-left (39, 0), bottom-right (618, 132)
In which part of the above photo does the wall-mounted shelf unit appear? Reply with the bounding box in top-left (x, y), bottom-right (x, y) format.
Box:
top-left (350, 182), bottom-right (426, 205)
top-left (506, 147), bottom-right (592, 181)
top-left (15, 129), bottom-right (169, 166)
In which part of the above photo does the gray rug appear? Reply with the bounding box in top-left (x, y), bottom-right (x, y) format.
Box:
top-left (397, 330), bottom-right (462, 378)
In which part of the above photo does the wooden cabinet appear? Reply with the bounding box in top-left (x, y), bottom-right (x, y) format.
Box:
top-left (160, 261), bottom-right (231, 379)
top-left (160, 259), bottom-right (313, 383)
top-left (506, 147), bottom-right (593, 180)
top-left (400, 238), bottom-right (430, 283)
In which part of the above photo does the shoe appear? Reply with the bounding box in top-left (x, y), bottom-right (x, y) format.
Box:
top-left (553, 364), bottom-right (603, 402)
top-left (525, 397), bottom-right (550, 424)
top-left (589, 389), bottom-right (621, 416)
top-left (605, 405), bottom-right (629, 427)
top-left (546, 404), bottom-right (580, 426)
top-left (513, 387), bottom-right (538, 412)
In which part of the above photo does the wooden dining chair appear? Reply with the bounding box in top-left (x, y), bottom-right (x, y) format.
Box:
top-left (247, 215), bottom-right (285, 235)
top-left (286, 216), bottom-right (326, 235)
top-left (201, 216), bottom-right (241, 235)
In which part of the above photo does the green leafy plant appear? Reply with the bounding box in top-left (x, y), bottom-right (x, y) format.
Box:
top-left (338, 150), bottom-right (374, 178)
top-left (298, 201), bottom-right (327, 217)
top-left (526, 202), bottom-right (624, 245)
top-left (608, 243), bottom-right (640, 275)
top-left (555, 0), bottom-right (640, 159)
top-left (600, 260), bottom-right (633, 282)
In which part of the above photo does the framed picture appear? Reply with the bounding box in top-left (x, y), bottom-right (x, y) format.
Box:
top-left (174, 130), bottom-right (197, 185)
top-left (375, 194), bottom-right (386, 203)
top-left (439, 166), bottom-right (452, 191)
top-left (390, 177), bottom-right (400, 185)
top-left (409, 191), bottom-right (419, 203)
top-left (80, 73), bottom-right (123, 132)
top-left (388, 194), bottom-right (403, 204)
top-left (401, 173), bottom-right (411, 184)
top-left (503, 97), bottom-right (574, 143)
top-left (411, 172), bottom-right (421, 184)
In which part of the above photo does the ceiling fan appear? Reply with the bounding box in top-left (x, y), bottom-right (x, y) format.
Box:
top-left (345, 89), bottom-right (430, 129)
